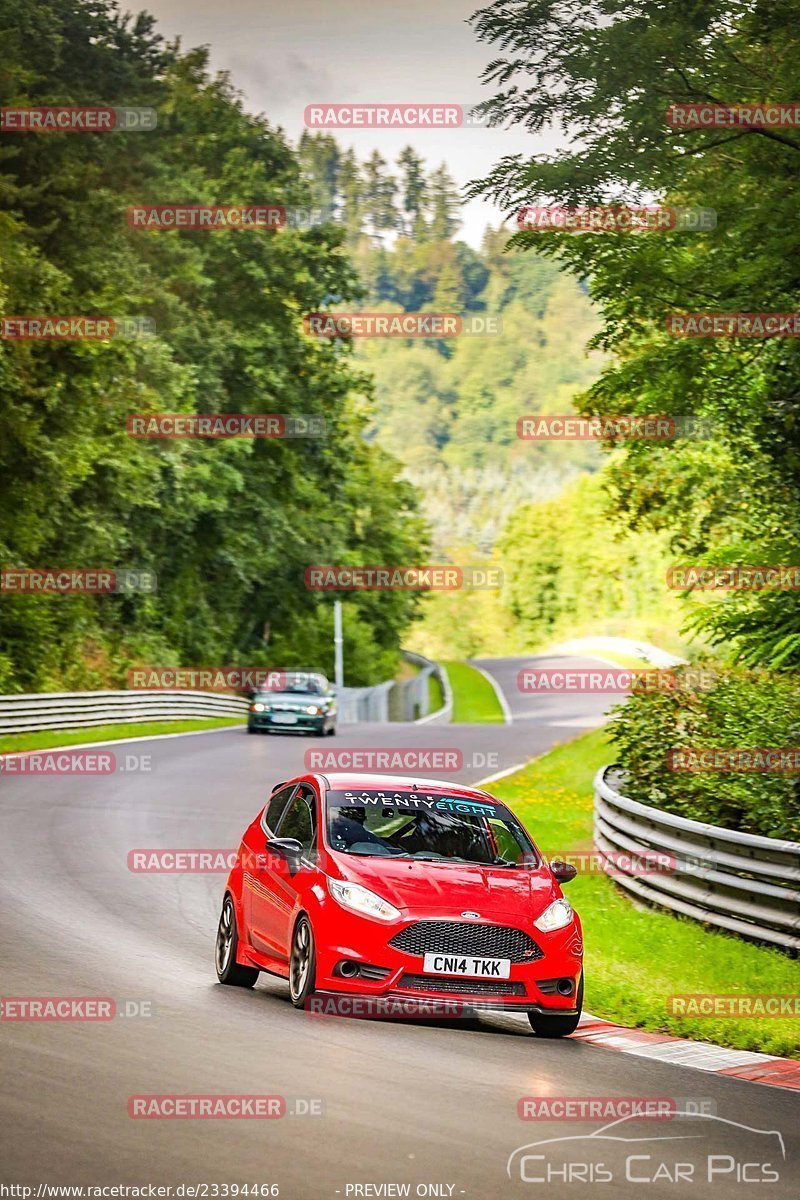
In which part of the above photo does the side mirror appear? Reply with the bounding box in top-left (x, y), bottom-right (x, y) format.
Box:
top-left (266, 837), bottom-right (304, 871)
top-left (550, 859), bottom-right (578, 884)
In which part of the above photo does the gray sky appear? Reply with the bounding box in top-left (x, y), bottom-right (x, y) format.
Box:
top-left (144, 0), bottom-right (559, 245)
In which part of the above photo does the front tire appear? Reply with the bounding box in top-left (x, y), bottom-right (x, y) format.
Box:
top-left (527, 975), bottom-right (583, 1038)
top-left (215, 895), bottom-right (259, 988)
top-left (289, 915), bottom-right (316, 1008)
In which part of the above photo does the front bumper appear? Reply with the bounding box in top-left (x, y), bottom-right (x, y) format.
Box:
top-left (313, 909), bottom-right (584, 1013)
top-left (249, 712), bottom-right (330, 733)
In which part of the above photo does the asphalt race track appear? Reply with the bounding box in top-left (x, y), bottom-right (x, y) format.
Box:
top-left (1, 656), bottom-right (797, 1198)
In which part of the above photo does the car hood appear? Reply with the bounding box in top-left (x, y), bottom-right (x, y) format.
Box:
top-left (258, 693), bottom-right (327, 707)
top-left (328, 853), bottom-right (557, 917)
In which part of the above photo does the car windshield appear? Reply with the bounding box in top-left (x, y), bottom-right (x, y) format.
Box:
top-left (325, 788), bottom-right (538, 867)
top-left (259, 675), bottom-right (326, 697)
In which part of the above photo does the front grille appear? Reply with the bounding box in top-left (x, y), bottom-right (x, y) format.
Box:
top-left (398, 973), bottom-right (525, 996)
top-left (390, 921), bottom-right (542, 963)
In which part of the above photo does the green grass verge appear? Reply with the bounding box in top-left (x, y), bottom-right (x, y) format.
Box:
top-left (491, 728), bottom-right (798, 1058)
top-left (442, 661), bottom-right (505, 723)
top-left (0, 716), bottom-right (245, 755)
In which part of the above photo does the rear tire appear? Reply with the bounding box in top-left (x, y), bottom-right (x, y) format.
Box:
top-left (527, 975), bottom-right (583, 1038)
top-left (215, 895), bottom-right (259, 988)
top-left (289, 915), bottom-right (316, 1008)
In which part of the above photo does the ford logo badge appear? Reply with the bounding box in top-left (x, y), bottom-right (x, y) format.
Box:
top-left (461, 911), bottom-right (480, 919)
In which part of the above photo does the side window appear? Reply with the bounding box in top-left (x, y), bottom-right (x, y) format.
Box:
top-left (277, 787), bottom-right (317, 852)
top-left (263, 785), bottom-right (296, 835)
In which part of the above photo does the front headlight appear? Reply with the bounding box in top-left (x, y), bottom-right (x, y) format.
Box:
top-left (251, 702), bottom-right (265, 713)
top-left (327, 878), bottom-right (401, 921)
top-left (305, 705), bottom-right (322, 715)
top-left (534, 898), bottom-right (573, 933)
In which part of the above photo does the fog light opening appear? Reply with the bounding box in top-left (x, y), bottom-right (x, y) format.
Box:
top-left (556, 977), bottom-right (575, 996)
top-left (337, 960), bottom-right (359, 978)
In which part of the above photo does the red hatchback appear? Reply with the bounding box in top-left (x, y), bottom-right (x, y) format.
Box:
top-left (215, 773), bottom-right (584, 1036)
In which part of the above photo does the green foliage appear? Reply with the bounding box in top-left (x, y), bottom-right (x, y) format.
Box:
top-left (497, 471), bottom-right (683, 649)
top-left (470, 0), bottom-right (800, 667)
top-left (0, 0), bottom-right (426, 691)
top-left (609, 668), bottom-right (800, 838)
top-left (494, 728), bottom-right (799, 1056)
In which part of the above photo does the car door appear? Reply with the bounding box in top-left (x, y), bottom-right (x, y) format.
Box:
top-left (269, 785), bottom-right (319, 958)
top-left (242, 784), bottom-right (297, 959)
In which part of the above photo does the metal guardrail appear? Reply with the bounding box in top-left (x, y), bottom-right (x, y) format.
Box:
top-left (594, 766), bottom-right (800, 952)
top-left (0, 653), bottom-right (452, 736)
top-left (0, 690), bottom-right (248, 735)
top-left (337, 652), bottom-right (451, 724)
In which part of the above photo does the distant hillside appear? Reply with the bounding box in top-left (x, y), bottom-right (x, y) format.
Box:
top-left (298, 138), bottom-right (604, 550)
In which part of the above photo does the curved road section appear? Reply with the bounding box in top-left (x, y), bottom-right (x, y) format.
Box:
top-left (0, 656), bottom-right (796, 1195)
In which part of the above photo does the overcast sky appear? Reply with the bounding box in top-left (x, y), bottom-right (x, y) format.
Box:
top-left (143, 0), bottom-right (559, 246)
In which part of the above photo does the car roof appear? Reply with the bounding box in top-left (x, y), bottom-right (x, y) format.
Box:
top-left (313, 771), bottom-right (501, 803)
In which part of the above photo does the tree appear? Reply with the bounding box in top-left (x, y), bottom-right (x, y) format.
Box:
top-left (362, 151), bottom-right (399, 238)
top-left (297, 131), bottom-right (340, 217)
top-left (469, 0), bottom-right (800, 667)
top-left (427, 164), bottom-right (461, 241)
top-left (397, 146), bottom-right (428, 238)
top-left (0, 0), bottom-right (427, 690)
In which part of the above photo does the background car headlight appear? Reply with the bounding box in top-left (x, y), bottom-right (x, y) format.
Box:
top-left (305, 705), bottom-right (322, 715)
top-left (534, 898), bottom-right (573, 933)
top-left (327, 878), bottom-right (401, 921)
top-left (251, 702), bottom-right (265, 712)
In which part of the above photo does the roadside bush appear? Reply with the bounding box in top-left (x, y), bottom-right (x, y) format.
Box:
top-left (609, 667), bottom-right (800, 839)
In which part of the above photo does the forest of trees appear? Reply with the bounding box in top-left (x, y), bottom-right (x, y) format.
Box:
top-left (296, 137), bottom-right (605, 552)
top-left (464, 0), bottom-right (800, 834)
top-left (0, 0), bottom-right (427, 691)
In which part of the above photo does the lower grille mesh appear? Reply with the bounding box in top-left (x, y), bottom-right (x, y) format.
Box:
top-left (390, 921), bottom-right (542, 962)
top-left (398, 973), bottom-right (525, 996)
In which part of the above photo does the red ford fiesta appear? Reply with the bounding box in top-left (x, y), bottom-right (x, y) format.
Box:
top-left (215, 772), bottom-right (584, 1036)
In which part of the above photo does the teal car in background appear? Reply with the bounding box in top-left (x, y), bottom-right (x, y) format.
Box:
top-left (247, 671), bottom-right (337, 737)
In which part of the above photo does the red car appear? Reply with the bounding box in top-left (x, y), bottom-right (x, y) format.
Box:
top-left (215, 772), bottom-right (584, 1037)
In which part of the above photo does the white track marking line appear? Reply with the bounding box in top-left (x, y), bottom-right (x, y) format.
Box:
top-left (469, 662), bottom-right (513, 724)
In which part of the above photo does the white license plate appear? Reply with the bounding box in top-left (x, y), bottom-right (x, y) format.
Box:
top-left (423, 953), bottom-right (511, 979)
top-left (271, 713), bottom-right (297, 725)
